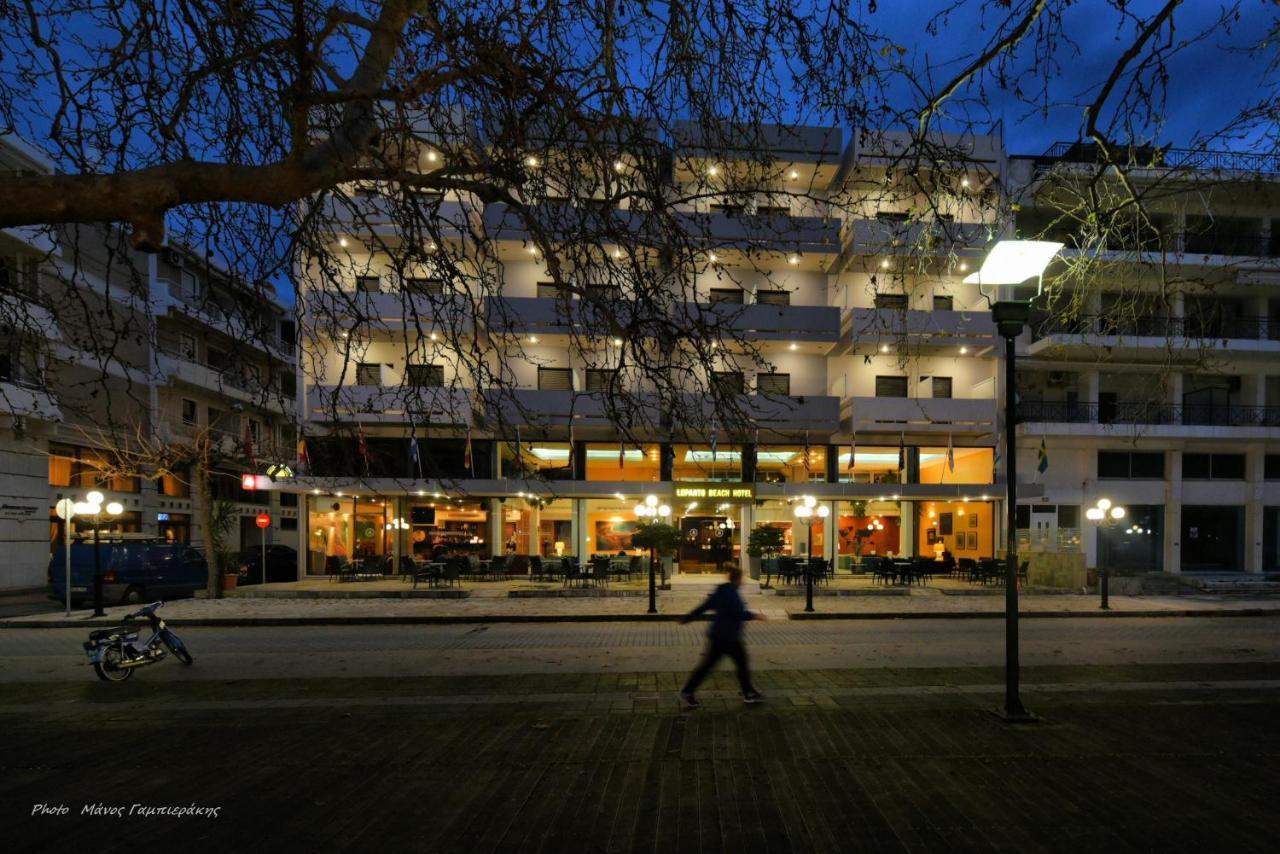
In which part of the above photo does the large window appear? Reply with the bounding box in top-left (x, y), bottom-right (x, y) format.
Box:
top-left (406, 363), bottom-right (445, 387)
top-left (47, 444), bottom-right (140, 493)
top-left (931, 377), bottom-right (953, 399)
top-left (355, 362), bottom-right (382, 386)
top-left (1098, 505), bottom-right (1163, 572)
top-left (1182, 453), bottom-right (1245, 480)
top-left (584, 443), bottom-right (661, 483)
top-left (918, 447), bottom-right (993, 485)
top-left (757, 290), bottom-right (790, 306)
top-left (756, 372), bottom-right (790, 396)
top-left (404, 277), bottom-right (445, 295)
top-left (708, 288), bottom-right (744, 304)
top-left (1098, 451), bottom-right (1164, 479)
top-left (836, 446), bottom-right (902, 484)
top-left (673, 444), bottom-right (742, 481)
top-left (1181, 506), bottom-right (1242, 572)
top-left (501, 441), bottom-right (574, 480)
top-left (755, 445), bottom-right (825, 483)
top-left (584, 369), bottom-right (619, 392)
top-left (584, 497), bottom-right (644, 558)
top-left (874, 294), bottom-right (908, 310)
top-left (711, 371), bottom-right (745, 395)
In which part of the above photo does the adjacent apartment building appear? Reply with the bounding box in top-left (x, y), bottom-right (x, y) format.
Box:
top-left (0, 135), bottom-right (300, 590)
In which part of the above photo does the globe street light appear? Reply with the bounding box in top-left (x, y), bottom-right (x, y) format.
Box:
top-left (82, 491), bottom-right (124, 617)
top-left (965, 238), bottom-right (1063, 723)
top-left (636, 494), bottom-right (671, 614)
top-left (1087, 498), bottom-right (1127, 610)
top-left (793, 496), bottom-right (830, 613)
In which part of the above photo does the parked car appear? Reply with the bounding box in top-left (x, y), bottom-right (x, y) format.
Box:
top-left (237, 544), bottom-right (299, 585)
top-left (48, 543), bottom-right (209, 607)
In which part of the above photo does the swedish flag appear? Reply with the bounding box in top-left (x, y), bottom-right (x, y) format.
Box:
top-left (1037, 437), bottom-right (1049, 475)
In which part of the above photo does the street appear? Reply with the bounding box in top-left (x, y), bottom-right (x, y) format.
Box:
top-left (2, 617), bottom-right (1279, 852)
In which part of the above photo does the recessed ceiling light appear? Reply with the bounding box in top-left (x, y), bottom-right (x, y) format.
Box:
top-left (426, 150), bottom-right (438, 163)
top-left (612, 248), bottom-right (623, 259)
top-left (879, 344), bottom-right (889, 353)
top-left (880, 258), bottom-right (890, 269)
top-left (789, 343), bottom-right (797, 351)
top-left (959, 346), bottom-right (968, 355)
top-left (958, 262), bottom-right (968, 272)
top-left (707, 165), bottom-right (719, 177)
top-left (612, 337), bottom-right (623, 346)
top-left (708, 252), bottom-right (719, 264)
top-left (525, 155), bottom-right (540, 168)
top-left (788, 169), bottom-right (799, 180)
top-left (960, 177), bottom-right (970, 188)
top-left (788, 254), bottom-right (800, 265)
top-left (429, 332), bottom-right (438, 341)
top-left (613, 159), bottom-right (625, 173)
top-left (338, 237), bottom-right (348, 248)
top-left (527, 245), bottom-right (539, 255)
top-left (529, 335), bottom-right (539, 344)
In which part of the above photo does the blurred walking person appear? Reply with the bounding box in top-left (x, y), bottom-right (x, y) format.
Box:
top-left (678, 566), bottom-right (766, 708)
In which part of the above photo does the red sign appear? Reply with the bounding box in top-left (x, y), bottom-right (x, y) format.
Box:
top-left (255, 513), bottom-right (271, 529)
top-left (241, 474), bottom-right (258, 491)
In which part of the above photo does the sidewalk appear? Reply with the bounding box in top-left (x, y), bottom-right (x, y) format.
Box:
top-left (7, 579), bottom-right (1280, 627)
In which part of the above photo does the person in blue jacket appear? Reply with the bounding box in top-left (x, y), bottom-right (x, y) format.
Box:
top-left (678, 566), bottom-right (767, 708)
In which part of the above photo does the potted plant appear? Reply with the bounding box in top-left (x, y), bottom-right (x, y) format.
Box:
top-left (207, 500), bottom-right (240, 593)
top-left (746, 524), bottom-right (786, 580)
top-left (632, 520), bottom-right (678, 588)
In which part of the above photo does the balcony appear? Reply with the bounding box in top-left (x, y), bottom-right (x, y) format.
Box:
top-left (843, 397), bottom-right (996, 436)
top-left (1033, 140), bottom-right (1280, 179)
top-left (841, 217), bottom-right (991, 257)
top-left (156, 352), bottom-right (292, 412)
top-left (306, 384), bottom-right (474, 425)
top-left (304, 290), bottom-right (475, 333)
top-left (485, 389), bottom-right (618, 427)
top-left (154, 285), bottom-right (295, 361)
top-left (687, 302), bottom-right (840, 342)
top-left (0, 378), bottom-right (59, 419)
top-left (316, 194), bottom-right (475, 234)
top-left (671, 121), bottom-right (843, 163)
top-left (1019, 399), bottom-right (1280, 437)
top-left (675, 210), bottom-right (839, 254)
top-left (1026, 313), bottom-right (1280, 360)
top-left (844, 307), bottom-right (995, 348)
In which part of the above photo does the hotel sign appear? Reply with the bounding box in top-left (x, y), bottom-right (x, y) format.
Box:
top-left (673, 483), bottom-right (755, 501)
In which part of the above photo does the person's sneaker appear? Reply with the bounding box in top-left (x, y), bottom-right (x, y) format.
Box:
top-left (743, 691), bottom-right (765, 704)
top-left (679, 692), bottom-right (700, 709)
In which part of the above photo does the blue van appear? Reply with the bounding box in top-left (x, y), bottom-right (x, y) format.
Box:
top-left (48, 543), bottom-right (209, 607)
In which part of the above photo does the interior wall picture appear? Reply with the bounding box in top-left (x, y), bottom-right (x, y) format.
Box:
top-left (969, 513), bottom-right (979, 529)
top-left (939, 512), bottom-right (953, 536)
top-left (967, 531), bottom-right (978, 550)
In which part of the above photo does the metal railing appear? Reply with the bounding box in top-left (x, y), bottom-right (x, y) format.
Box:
top-left (1036, 141), bottom-right (1280, 177)
top-left (1033, 314), bottom-right (1278, 341)
top-left (1020, 400), bottom-right (1280, 427)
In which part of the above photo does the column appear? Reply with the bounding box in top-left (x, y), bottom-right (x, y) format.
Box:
top-left (1084, 371), bottom-right (1101, 411)
top-left (527, 502), bottom-right (541, 560)
top-left (1164, 451), bottom-right (1182, 575)
top-left (488, 498), bottom-right (502, 555)
top-left (1245, 448), bottom-right (1265, 574)
top-left (572, 498), bottom-right (587, 562)
top-left (739, 503), bottom-right (753, 575)
top-left (898, 500), bottom-right (915, 558)
top-left (825, 500), bottom-right (839, 566)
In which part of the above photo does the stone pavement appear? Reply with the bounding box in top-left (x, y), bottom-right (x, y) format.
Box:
top-left (4, 663), bottom-right (1279, 851)
top-left (9, 579), bottom-right (1280, 628)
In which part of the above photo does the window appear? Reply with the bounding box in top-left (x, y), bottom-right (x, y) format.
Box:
top-left (404, 277), bottom-right (444, 295)
top-left (280, 517), bottom-right (299, 531)
top-left (757, 373), bottom-right (791, 396)
top-left (874, 294), bottom-right (908, 310)
top-left (355, 276), bottom-right (381, 293)
top-left (180, 399), bottom-right (197, 425)
top-left (278, 371), bottom-right (297, 398)
top-left (1266, 455), bottom-right (1280, 480)
top-left (279, 319), bottom-right (296, 347)
top-left (1098, 451), bottom-right (1164, 479)
top-left (160, 466), bottom-right (190, 498)
top-left (1182, 453), bottom-right (1245, 480)
top-left (875, 376), bottom-right (908, 398)
top-left (933, 295), bottom-right (954, 311)
top-left (1058, 505), bottom-right (1080, 528)
top-left (355, 363), bottom-right (382, 386)
top-left (931, 377), bottom-right (953, 399)
top-left (179, 269), bottom-right (199, 301)
top-left (206, 348), bottom-right (231, 372)
top-left (756, 290), bottom-right (790, 306)
top-left (280, 492), bottom-right (298, 508)
top-left (537, 367), bottom-right (573, 391)
top-left (586, 283), bottom-right (622, 302)
top-left (712, 371), bottom-right (745, 395)
top-left (876, 211), bottom-right (910, 223)
top-left (406, 364), bottom-right (445, 387)
top-left (584, 369), bottom-right (619, 392)
top-left (709, 288), bottom-right (744, 304)
top-left (710, 200), bottom-right (746, 215)
top-left (178, 333), bottom-right (197, 360)
top-left (536, 281), bottom-right (564, 300)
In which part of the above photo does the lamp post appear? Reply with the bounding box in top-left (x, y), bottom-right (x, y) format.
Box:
top-left (965, 239), bottom-right (1063, 722)
top-left (635, 494), bottom-right (670, 614)
top-left (793, 495), bottom-right (829, 613)
top-left (84, 491), bottom-right (124, 616)
top-left (54, 498), bottom-right (77, 617)
top-left (1086, 498), bottom-right (1127, 610)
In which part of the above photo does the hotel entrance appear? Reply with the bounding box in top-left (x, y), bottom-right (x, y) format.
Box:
top-left (671, 483), bottom-right (751, 573)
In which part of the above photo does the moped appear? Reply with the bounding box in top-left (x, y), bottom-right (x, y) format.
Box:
top-left (83, 601), bottom-right (194, 682)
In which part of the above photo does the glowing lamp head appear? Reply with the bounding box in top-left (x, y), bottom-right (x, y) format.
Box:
top-left (105, 501), bottom-right (124, 516)
top-left (1097, 498), bottom-right (1112, 511)
top-left (86, 491), bottom-right (104, 505)
top-left (658, 505), bottom-right (671, 517)
top-left (1110, 506), bottom-right (1126, 520)
top-left (645, 495), bottom-right (658, 508)
top-left (816, 505), bottom-right (830, 519)
top-left (1086, 508), bottom-right (1104, 522)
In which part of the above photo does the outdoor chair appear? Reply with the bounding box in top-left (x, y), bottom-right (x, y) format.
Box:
top-left (562, 557), bottom-right (585, 588)
top-left (488, 555), bottom-right (507, 580)
top-left (591, 560), bottom-right (610, 588)
top-left (529, 555), bottom-right (545, 581)
top-left (1017, 560), bottom-right (1030, 587)
top-left (628, 555), bottom-right (642, 581)
top-left (398, 555), bottom-right (417, 582)
top-left (958, 558), bottom-right (977, 581)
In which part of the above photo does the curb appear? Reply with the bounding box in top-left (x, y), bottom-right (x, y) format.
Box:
top-left (4, 608), bottom-right (1280, 629)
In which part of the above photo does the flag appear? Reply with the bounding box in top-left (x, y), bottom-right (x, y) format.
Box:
top-left (1037, 437), bottom-right (1049, 475)
top-left (568, 423), bottom-right (575, 474)
top-left (357, 426), bottom-right (371, 472)
top-left (847, 407), bottom-right (856, 473)
top-left (296, 433), bottom-right (309, 475)
top-left (243, 421), bottom-right (256, 469)
top-left (464, 426), bottom-right (474, 475)
top-left (897, 433), bottom-right (905, 472)
top-left (803, 430), bottom-right (811, 477)
top-left (993, 446), bottom-right (1001, 482)
top-left (409, 436), bottom-right (423, 479)
top-left (947, 432), bottom-right (955, 473)
top-left (619, 438), bottom-right (626, 469)
top-left (515, 425), bottom-right (523, 473)
top-left (710, 423), bottom-right (718, 464)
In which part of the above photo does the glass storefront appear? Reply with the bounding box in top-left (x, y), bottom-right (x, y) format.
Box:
top-left (835, 500), bottom-right (902, 567)
top-left (755, 445), bottom-right (826, 484)
top-left (918, 499), bottom-right (995, 559)
top-left (1180, 505), bottom-right (1240, 572)
top-left (585, 443), bottom-right (661, 482)
top-left (1099, 504), bottom-right (1163, 573)
top-left (306, 494), bottom-right (489, 574)
top-left (501, 441), bottom-right (573, 479)
top-left (583, 497), bottom-right (644, 558)
top-left (835, 447), bottom-right (901, 484)
top-left (672, 444), bottom-right (742, 481)
top-left (919, 447), bottom-right (994, 485)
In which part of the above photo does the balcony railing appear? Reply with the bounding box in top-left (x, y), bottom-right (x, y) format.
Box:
top-left (1020, 399), bottom-right (1280, 428)
top-left (1035, 141), bottom-right (1280, 177)
top-left (1033, 314), bottom-right (1279, 342)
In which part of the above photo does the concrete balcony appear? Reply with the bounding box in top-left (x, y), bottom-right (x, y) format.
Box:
top-left (154, 285), bottom-right (295, 362)
top-left (304, 290), bottom-right (476, 334)
top-left (842, 308), bottom-right (995, 350)
top-left (306, 384), bottom-right (474, 425)
top-left (156, 352), bottom-right (291, 413)
top-left (316, 195), bottom-right (476, 235)
top-left (0, 379), bottom-right (59, 420)
top-left (1018, 399), bottom-right (1280, 439)
top-left (485, 388), bottom-right (618, 427)
top-left (685, 393), bottom-right (841, 432)
top-left (841, 218), bottom-right (991, 257)
top-left (675, 210), bottom-right (839, 254)
top-left (1025, 314), bottom-right (1280, 362)
top-left (843, 396), bottom-right (996, 436)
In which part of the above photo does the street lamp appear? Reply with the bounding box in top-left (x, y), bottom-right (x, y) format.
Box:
top-left (965, 239), bottom-right (1063, 722)
top-left (53, 492), bottom-right (123, 617)
top-left (1086, 498), bottom-right (1126, 610)
top-left (635, 494), bottom-right (671, 614)
top-left (793, 495), bottom-right (830, 614)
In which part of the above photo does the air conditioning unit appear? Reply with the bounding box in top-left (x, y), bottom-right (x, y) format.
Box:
top-left (1047, 371), bottom-right (1068, 387)
top-left (163, 248), bottom-right (183, 267)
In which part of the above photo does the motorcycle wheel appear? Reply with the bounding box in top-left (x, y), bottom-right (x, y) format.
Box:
top-left (161, 633), bottom-right (194, 665)
top-left (93, 647), bottom-right (133, 682)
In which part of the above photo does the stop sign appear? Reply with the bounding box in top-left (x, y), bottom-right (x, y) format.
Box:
top-left (255, 513), bottom-right (271, 529)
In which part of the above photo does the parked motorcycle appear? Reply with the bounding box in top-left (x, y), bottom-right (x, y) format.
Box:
top-left (83, 601), bottom-right (194, 682)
